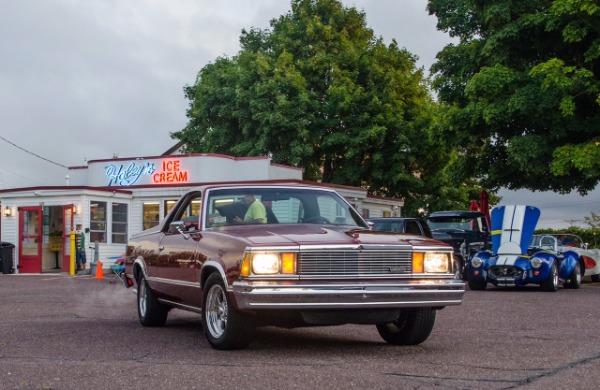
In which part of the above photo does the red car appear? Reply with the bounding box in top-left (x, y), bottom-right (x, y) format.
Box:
top-left (123, 183), bottom-right (465, 350)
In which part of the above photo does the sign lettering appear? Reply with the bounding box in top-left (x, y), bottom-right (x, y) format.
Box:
top-left (105, 159), bottom-right (189, 186)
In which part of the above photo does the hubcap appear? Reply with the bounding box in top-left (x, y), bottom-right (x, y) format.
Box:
top-left (205, 284), bottom-right (227, 338)
top-left (139, 281), bottom-right (147, 316)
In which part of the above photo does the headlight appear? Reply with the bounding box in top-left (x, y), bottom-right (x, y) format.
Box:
top-left (240, 252), bottom-right (296, 276)
top-left (471, 256), bottom-right (483, 268)
top-left (252, 254), bottom-right (280, 274)
top-left (423, 252), bottom-right (449, 273)
top-left (530, 257), bottom-right (543, 269)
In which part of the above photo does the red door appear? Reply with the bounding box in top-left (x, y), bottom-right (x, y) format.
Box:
top-left (18, 206), bottom-right (43, 273)
top-left (62, 205), bottom-right (74, 271)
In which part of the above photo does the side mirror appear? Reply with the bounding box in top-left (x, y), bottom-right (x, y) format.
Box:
top-left (169, 221), bottom-right (190, 239)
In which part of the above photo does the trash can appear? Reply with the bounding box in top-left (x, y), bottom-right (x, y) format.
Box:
top-left (0, 242), bottom-right (15, 274)
top-left (89, 261), bottom-right (97, 276)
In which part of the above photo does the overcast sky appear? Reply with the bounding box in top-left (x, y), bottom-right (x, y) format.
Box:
top-left (0, 0), bottom-right (598, 230)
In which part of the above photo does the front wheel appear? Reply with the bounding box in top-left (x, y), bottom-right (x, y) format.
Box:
top-left (137, 275), bottom-right (168, 327)
top-left (563, 262), bottom-right (581, 289)
top-left (540, 261), bottom-right (559, 292)
top-left (454, 259), bottom-right (464, 280)
top-left (468, 273), bottom-right (487, 291)
top-left (202, 274), bottom-right (255, 350)
top-left (376, 308), bottom-right (436, 346)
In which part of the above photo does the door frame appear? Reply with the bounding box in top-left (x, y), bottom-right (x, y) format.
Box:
top-left (18, 206), bottom-right (43, 273)
top-left (62, 205), bottom-right (75, 271)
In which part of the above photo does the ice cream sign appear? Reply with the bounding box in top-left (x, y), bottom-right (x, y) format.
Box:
top-left (153, 160), bottom-right (189, 184)
top-left (105, 159), bottom-right (189, 186)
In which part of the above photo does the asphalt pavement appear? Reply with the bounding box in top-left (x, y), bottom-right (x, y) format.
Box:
top-left (1, 273), bottom-right (599, 390)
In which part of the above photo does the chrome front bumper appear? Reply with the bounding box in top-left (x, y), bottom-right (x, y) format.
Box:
top-left (232, 280), bottom-right (466, 310)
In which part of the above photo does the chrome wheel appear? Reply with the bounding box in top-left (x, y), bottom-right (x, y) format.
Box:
top-left (138, 280), bottom-right (148, 317)
top-left (202, 274), bottom-right (255, 349)
top-left (541, 261), bottom-right (559, 292)
top-left (137, 275), bottom-right (168, 326)
top-left (205, 283), bottom-right (228, 338)
top-left (564, 262), bottom-right (581, 289)
top-left (552, 263), bottom-right (559, 288)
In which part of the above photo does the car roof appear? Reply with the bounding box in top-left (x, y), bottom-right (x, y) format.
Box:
top-left (195, 182), bottom-right (337, 193)
top-left (427, 211), bottom-right (486, 218)
top-left (366, 217), bottom-right (422, 221)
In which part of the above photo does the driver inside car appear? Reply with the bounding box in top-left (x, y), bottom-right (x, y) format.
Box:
top-left (234, 194), bottom-right (267, 224)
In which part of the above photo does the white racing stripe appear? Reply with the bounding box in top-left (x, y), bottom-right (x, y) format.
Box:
top-left (497, 205), bottom-right (527, 265)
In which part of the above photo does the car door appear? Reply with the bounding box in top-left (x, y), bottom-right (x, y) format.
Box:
top-left (155, 192), bottom-right (203, 307)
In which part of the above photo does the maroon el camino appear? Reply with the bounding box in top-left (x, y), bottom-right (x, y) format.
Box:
top-left (122, 183), bottom-right (465, 350)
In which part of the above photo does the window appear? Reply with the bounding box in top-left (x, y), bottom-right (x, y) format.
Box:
top-left (112, 203), bottom-right (128, 243)
top-left (164, 200), bottom-right (178, 217)
top-left (168, 193), bottom-right (202, 232)
top-left (405, 220), bottom-right (422, 235)
top-left (204, 188), bottom-right (366, 228)
top-left (383, 211), bottom-right (392, 217)
top-left (90, 201), bottom-right (107, 243)
top-left (143, 202), bottom-right (160, 230)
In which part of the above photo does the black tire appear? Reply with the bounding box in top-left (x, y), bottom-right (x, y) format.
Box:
top-left (563, 262), bottom-right (581, 289)
top-left (454, 259), bottom-right (464, 280)
top-left (376, 308), bottom-right (436, 346)
top-left (202, 273), bottom-right (255, 350)
top-left (137, 275), bottom-right (168, 327)
top-left (540, 261), bottom-right (559, 292)
top-left (468, 275), bottom-right (487, 291)
top-left (591, 274), bottom-right (600, 283)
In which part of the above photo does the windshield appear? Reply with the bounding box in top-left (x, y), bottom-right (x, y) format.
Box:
top-left (204, 187), bottom-right (367, 229)
top-left (530, 235), bottom-right (558, 250)
top-left (428, 216), bottom-right (485, 231)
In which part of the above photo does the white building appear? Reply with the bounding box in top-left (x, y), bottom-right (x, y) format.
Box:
top-left (0, 152), bottom-right (403, 274)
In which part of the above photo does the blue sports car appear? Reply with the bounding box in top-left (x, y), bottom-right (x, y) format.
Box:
top-left (467, 205), bottom-right (582, 292)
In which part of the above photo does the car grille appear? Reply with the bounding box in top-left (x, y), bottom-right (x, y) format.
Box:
top-left (297, 249), bottom-right (412, 277)
top-left (489, 266), bottom-right (523, 278)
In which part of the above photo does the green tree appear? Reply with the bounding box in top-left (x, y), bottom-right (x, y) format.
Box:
top-left (174, 0), bottom-right (458, 206)
top-left (584, 211), bottom-right (600, 229)
top-left (428, 0), bottom-right (600, 194)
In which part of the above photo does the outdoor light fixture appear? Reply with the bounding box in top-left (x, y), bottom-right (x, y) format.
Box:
top-left (3, 206), bottom-right (11, 217)
top-left (72, 205), bottom-right (78, 214)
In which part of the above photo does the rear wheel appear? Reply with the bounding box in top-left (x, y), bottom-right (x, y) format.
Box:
top-left (137, 275), bottom-right (168, 327)
top-left (376, 308), bottom-right (436, 346)
top-left (202, 274), bottom-right (255, 350)
top-left (563, 262), bottom-right (581, 289)
top-left (540, 261), bottom-right (559, 292)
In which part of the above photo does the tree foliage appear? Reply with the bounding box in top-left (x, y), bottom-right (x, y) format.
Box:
top-left (173, 0), bottom-right (458, 210)
top-left (584, 211), bottom-right (600, 229)
top-left (428, 0), bottom-right (600, 195)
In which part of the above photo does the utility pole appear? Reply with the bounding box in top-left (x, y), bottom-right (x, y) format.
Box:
top-left (564, 219), bottom-right (580, 227)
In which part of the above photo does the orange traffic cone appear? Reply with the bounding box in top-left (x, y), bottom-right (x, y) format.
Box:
top-left (95, 260), bottom-right (105, 279)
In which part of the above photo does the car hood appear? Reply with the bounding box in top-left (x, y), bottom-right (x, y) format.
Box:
top-left (218, 224), bottom-right (449, 248)
top-left (490, 205), bottom-right (540, 255)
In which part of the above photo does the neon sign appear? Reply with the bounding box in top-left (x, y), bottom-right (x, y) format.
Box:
top-left (152, 160), bottom-right (189, 184)
top-left (106, 162), bottom-right (156, 186)
top-left (105, 159), bottom-right (189, 186)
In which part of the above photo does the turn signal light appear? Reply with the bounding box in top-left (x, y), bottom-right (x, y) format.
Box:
top-left (412, 253), bottom-right (424, 273)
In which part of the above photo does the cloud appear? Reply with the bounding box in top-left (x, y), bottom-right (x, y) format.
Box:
top-left (0, 0), bottom-right (597, 229)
